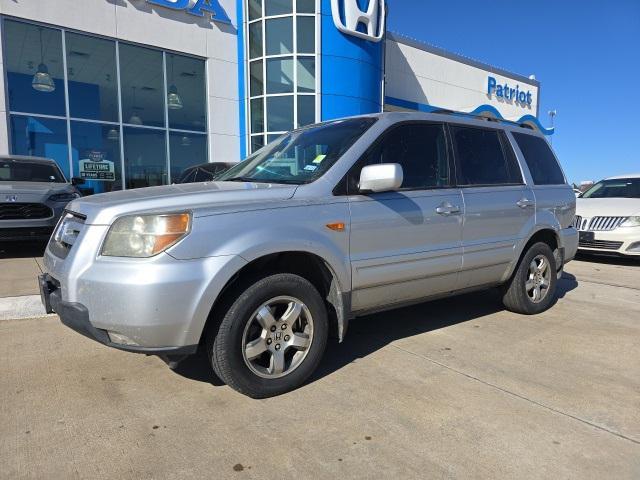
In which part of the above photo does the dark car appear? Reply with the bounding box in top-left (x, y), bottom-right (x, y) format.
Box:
top-left (177, 162), bottom-right (235, 184)
top-left (0, 155), bottom-right (83, 241)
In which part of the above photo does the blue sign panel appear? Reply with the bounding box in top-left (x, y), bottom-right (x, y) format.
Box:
top-left (146, 0), bottom-right (231, 24)
top-left (487, 76), bottom-right (532, 106)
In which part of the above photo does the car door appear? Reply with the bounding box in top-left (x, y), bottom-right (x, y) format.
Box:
top-left (449, 124), bottom-right (535, 288)
top-left (345, 121), bottom-right (464, 312)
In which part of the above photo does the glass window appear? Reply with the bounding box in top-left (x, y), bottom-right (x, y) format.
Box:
top-left (250, 98), bottom-right (264, 133)
top-left (249, 22), bottom-right (263, 59)
top-left (70, 121), bottom-right (122, 194)
top-left (297, 0), bottom-right (315, 13)
top-left (123, 127), bottom-right (167, 188)
top-left (9, 115), bottom-right (70, 178)
top-left (0, 159), bottom-right (65, 183)
top-left (169, 132), bottom-right (207, 182)
top-left (353, 123), bottom-right (449, 191)
top-left (512, 132), bottom-right (565, 185)
top-left (297, 95), bottom-right (315, 127)
top-left (265, 0), bottom-right (292, 16)
top-left (251, 135), bottom-right (265, 153)
top-left (4, 21), bottom-right (66, 116)
top-left (250, 60), bottom-right (263, 96)
top-left (296, 17), bottom-right (315, 54)
top-left (119, 44), bottom-right (165, 128)
top-left (248, 0), bottom-right (262, 20)
top-left (451, 126), bottom-right (512, 186)
top-left (218, 118), bottom-right (377, 185)
top-left (267, 96), bottom-right (294, 132)
top-left (167, 54), bottom-right (206, 132)
top-left (296, 58), bottom-right (315, 93)
top-left (581, 178), bottom-right (640, 199)
top-left (265, 18), bottom-right (293, 55)
top-left (66, 33), bottom-right (118, 122)
top-left (266, 57), bottom-right (294, 94)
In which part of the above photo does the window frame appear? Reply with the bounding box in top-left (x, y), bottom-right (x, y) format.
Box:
top-left (448, 123), bottom-right (525, 188)
top-left (334, 120), bottom-right (455, 196)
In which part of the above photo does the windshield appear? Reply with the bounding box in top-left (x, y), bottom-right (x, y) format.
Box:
top-left (0, 161), bottom-right (65, 183)
top-left (217, 118), bottom-right (377, 185)
top-left (581, 178), bottom-right (640, 199)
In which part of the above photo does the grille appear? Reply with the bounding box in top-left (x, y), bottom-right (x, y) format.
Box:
top-left (586, 216), bottom-right (627, 231)
top-left (573, 215), bottom-right (583, 229)
top-left (0, 202), bottom-right (53, 220)
top-left (0, 227), bottom-right (53, 240)
top-left (48, 211), bottom-right (85, 259)
top-left (578, 239), bottom-right (623, 250)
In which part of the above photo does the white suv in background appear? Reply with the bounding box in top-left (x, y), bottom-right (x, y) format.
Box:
top-left (575, 174), bottom-right (640, 257)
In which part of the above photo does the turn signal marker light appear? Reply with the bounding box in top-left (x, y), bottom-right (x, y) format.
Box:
top-left (326, 222), bottom-right (345, 232)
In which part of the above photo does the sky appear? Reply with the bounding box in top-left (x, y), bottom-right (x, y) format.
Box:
top-left (387, 0), bottom-right (640, 185)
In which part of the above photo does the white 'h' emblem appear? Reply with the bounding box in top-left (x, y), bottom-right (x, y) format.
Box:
top-left (331, 0), bottom-right (386, 42)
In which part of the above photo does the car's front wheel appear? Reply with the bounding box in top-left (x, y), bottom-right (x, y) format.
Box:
top-left (208, 273), bottom-right (328, 398)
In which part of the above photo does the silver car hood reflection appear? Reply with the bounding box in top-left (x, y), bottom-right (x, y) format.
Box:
top-left (67, 181), bottom-right (298, 225)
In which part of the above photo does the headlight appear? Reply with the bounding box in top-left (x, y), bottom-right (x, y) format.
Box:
top-left (620, 216), bottom-right (640, 227)
top-left (48, 192), bottom-right (81, 202)
top-left (101, 212), bottom-right (191, 258)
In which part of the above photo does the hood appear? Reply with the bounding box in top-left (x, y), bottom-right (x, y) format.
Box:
top-left (68, 181), bottom-right (298, 225)
top-left (576, 197), bottom-right (640, 218)
top-left (0, 181), bottom-right (74, 203)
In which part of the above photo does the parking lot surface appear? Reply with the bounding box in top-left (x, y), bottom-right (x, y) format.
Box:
top-left (1, 257), bottom-right (639, 479)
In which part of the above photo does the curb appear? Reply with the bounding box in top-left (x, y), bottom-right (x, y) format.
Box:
top-left (0, 295), bottom-right (49, 321)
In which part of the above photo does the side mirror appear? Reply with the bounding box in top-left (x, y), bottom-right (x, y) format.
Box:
top-left (71, 177), bottom-right (85, 186)
top-left (359, 163), bottom-right (403, 193)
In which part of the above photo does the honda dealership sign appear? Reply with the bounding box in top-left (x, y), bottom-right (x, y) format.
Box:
top-left (331, 0), bottom-right (386, 42)
top-left (145, 0), bottom-right (231, 24)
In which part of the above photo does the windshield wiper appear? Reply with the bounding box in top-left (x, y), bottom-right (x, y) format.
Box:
top-left (223, 176), bottom-right (302, 185)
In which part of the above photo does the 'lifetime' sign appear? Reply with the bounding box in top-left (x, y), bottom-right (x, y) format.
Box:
top-left (146, 0), bottom-right (231, 24)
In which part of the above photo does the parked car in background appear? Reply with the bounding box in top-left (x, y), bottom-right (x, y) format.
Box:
top-left (0, 155), bottom-right (82, 241)
top-left (176, 162), bottom-right (235, 184)
top-left (39, 112), bottom-right (577, 398)
top-left (575, 174), bottom-right (640, 257)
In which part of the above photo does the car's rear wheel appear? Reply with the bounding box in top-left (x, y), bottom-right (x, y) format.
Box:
top-left (502, 242), bottom-right (557, 314)
top-left (208, 273), bottom-right (328, 398)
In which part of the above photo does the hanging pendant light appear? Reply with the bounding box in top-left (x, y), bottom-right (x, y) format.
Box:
top-left (180, 135), bottom-right (191, 147)
top-left (107, 127), bottom-right (119, 141)
top-left (167, 55), bottom-right (183, 110)
top-left (128, 86), bottom-right (143, 125)
top-left (32, 28), bottom-right (55, 93)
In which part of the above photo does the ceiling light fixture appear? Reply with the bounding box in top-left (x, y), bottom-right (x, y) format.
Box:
top-left (167, 55), bottom-right (183, 110)
top-left (32, 28), bottom-right (55, 93)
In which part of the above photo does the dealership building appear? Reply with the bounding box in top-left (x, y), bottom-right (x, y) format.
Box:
top-left (0, 0), bottom-right (550, 192)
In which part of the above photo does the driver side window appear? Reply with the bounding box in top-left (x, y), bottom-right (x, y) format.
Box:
top-left (346, 122), bottom-right (450, 194)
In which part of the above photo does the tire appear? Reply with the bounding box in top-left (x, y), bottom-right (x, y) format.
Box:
top-left (208, 273), bottom-right (328, 398)
top-left (502, 242), bottom-right (558, 315)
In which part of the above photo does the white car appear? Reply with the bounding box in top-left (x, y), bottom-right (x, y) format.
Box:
top-left (575, 174), bottom-right (640, 257)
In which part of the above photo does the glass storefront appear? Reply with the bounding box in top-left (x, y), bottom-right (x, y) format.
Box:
top-left (3, 19), bottom-right (208, 192)
top-left (246, 0), bottom-right (318, 153)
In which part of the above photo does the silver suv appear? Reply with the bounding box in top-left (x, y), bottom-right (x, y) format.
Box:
top-left (40, 112), bottom-right (578, 398)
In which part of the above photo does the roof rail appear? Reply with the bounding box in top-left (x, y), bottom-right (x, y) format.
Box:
top-left (430, 108), bottom-right (534, 130)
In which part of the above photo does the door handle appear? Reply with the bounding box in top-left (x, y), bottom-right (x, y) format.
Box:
top-left (516, 198), bottom-right (535, 208)
top-left (436, 202), bottom-right (461, 216)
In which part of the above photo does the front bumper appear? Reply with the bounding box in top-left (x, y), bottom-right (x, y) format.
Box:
top-left (577, 228), bottom-right (640, 256)
top-left (39, 273), bottom-right (198, 355)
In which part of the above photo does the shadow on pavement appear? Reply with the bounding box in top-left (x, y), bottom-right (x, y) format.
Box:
top-left (0, 241), bottom-right (48, 259)
top-left (173, 277), bottom-right (579, 391)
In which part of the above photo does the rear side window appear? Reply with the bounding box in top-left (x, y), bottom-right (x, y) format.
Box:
top-left (451, 126), bottom-right (521, 186)
top-left (512, 132), bottom-right (565, 185)
top-left (347, 122), bottom-right (450, 192)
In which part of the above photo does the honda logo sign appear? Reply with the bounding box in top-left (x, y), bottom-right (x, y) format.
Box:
top-left (331, 0), bottom-right (386, 42)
